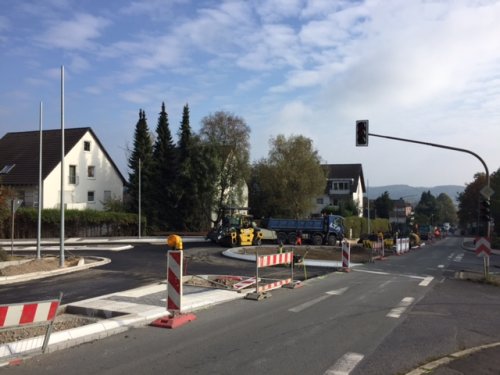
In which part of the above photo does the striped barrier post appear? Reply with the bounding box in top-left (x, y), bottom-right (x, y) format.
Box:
top-left (342, 240), bottom-right (350, 271)
top-left (246, 251), bottom-right (296, 301)
top-left (0, 292), bottom-right (62, 354)
top-left (167, 251), bottom-right (183, 313)
top-left (151, 245), bottom-right (197, 329)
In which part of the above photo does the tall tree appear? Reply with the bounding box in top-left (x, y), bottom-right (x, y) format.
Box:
top-left (175, 104), bottom-right (217, 231)
top-left (490, 167), bottom-right (500, 236)
top-left (435, 193), bottom-right (457, 225)
top-left (373, 191), bottom-right (393, 219)
top-left (457, 173), bottom-right (487, 233)
top-left (199, 111), bottom-right (251, 224)
top-left (152, 102), bottom-right (177, 230)
top-left (415, 191), bottom-right (438, 225)
top-left (127, 109), bottom-right (154, 233)
top-left (249, 135), bottom-right (326, 218)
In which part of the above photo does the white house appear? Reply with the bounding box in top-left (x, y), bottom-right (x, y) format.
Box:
top-left (313, 164), bottom-right (366, 217)
top-left (0, 127), bottom-right (125, 211)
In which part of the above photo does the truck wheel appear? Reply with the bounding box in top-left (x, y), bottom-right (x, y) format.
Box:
top-left (288, 232), bottom-right (297, 244)
top-left (277, 232), bottom-right (287, 245)
top-left (312, 234), bottom-right (323, 246)
top-left (328, 235), bottom-right (337, 246)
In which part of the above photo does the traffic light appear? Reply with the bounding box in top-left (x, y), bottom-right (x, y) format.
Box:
top-left (480, 199), bottom-right (491, 222)
top-left (356, 120), bottom-right (369, 146)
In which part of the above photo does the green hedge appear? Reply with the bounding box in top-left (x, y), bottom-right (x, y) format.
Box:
top-left (1, 208), bottom-right (144, 239)
top-left (343, 216), bottom-right (391, 239)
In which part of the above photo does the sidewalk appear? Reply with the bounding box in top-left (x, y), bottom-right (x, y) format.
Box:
top-left (0, 277), bottom-right (248, 365)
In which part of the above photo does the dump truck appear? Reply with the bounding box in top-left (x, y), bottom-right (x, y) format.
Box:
top-left (206, 213), bottom-right (263, 247)
top-left (262, 214), bottom-right (345, 246)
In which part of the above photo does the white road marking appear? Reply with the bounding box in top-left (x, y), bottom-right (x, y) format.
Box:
top-left (289, 295), bottom-right (330, 313)
top-left (454, 254), bottom-right (464, 262)
top-left (387, 297), bottom-right (415, 318)
top-left (289, 288), bottom-right (348, 313)
top-left (419, 276), bottom-right (434, 287)
top-left (326, 287), bottom-right (349, 296)
top-left (324, 352), bottom-right (364, 375)
top-left (438, 265), bottom-right (445, 268)
top-left (353, 269), bottom-right (390, 276)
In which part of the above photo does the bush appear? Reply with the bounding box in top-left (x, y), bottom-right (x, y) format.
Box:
top-left (344, 216), bottom-right (391, 239)
top-left (1, 208), bottom-right (142, 239)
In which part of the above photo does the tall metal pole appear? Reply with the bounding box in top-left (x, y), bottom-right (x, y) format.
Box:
top-left (367, 179), bottom-right (370, 235)
top-left (36, 101), bottom-right (43, 260)
top-left (138, 158), bottom-right (141, 239)
top-left (60, 66), bottom-right (65, 268)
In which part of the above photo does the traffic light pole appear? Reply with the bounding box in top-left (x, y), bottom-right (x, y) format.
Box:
top-left (369, 132), bottom-right (492, 276)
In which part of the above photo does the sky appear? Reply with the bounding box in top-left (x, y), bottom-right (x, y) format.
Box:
top-left (1, 0), bottom-right (500, 188)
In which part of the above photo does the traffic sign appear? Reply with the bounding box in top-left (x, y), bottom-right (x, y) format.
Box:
top-left (480, 185), bottom-right (494, 200)
top-left (475, 237), bottom-right (491, 257)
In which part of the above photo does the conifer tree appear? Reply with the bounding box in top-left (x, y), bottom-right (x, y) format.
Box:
top-left (152, 102), bottom-right (177, 230)
top-left (127, 109), bottom-right (154, 233)
top-left (176, 104), bottom-right (217, 231)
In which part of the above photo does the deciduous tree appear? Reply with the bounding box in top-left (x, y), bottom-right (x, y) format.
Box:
top-left (249, 135), bottom-right (325, 218)
top-left (199, 111), bottom-right (251, 224)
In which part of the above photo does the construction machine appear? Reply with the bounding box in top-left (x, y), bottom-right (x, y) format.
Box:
top-left (207, 213), bottom-right (263, 247)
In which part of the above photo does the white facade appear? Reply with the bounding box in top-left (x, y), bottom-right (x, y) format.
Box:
top-left (43, 130), bottom-right (123, 210)
top-left (313, 176), bottom-right (364, 217)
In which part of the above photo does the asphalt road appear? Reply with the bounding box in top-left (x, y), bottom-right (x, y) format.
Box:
top-left (4, 236), bottom-right (499, 375)
top-left (0, 240), bottom-right (333, 305)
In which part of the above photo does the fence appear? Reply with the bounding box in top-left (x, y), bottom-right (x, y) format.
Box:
top-left (246, 251), bottom-right (295, 300)
top-left (0, 292), bottom-right (62, 358)
top-left (371, 239), bottom-right (385, 261)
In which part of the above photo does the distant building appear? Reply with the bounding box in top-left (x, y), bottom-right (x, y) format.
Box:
top-left (313, 164), bottom-right (366, 217)
top-left (0, 127), bottom-right (125, 210)
top-left (389, 199), bottom-right (413, 224)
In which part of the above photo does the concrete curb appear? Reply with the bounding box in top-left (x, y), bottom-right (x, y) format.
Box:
top-left (0, 256), bottom-right (111, 285)
top-left (405, 342), bottom-right (500, 375)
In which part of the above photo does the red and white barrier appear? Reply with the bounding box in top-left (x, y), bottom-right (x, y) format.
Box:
top-left (246, 251), bottom-right (296, 300)
top-left (151, 246), bottom-right (196, 329)
top-left (395, 238), bottom-right (410, 254)
top-left (257, 278), bottom-right (292, 293)
top-left (0, 300), bottom-right (59, 329)
top-left (372, 240), bottom-right (385, 260)
top-left (0, 293), bottom-right (62, 354)
top-left (257, 252), bottom-right (293, 268)
top-left (167, 251), bottom-right (183, 312)
top-left (342, 240), bottom-right (350, 271)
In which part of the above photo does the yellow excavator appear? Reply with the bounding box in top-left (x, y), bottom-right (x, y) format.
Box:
top-left (207, 213), bottom-right (263, 247)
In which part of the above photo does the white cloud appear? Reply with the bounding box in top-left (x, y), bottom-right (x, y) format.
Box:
top-left (36, 13), bottom-right (110, 50)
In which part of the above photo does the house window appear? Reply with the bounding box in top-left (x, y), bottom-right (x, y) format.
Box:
top-left (69, 165), bottom-right (77, 184)
top-left (84, 141), bottom-right (91, 151)
top-left (87, 191), bottom-right (95, 202)
top-left (87, 166), bottom-right (95, 178)
top-left (316, 198), bottom-right (324, 205)
top-left (104, 190), bottom-right (111, 202)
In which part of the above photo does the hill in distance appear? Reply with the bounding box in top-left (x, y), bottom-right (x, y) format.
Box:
top-left (367, 184), bottom-right (464, 204)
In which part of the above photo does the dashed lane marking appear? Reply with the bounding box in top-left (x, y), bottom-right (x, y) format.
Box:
top-left (387, 297), bottom-right (415, 318)
top-left (289, 288), bottom-right (349, 313)
top-left (419, 276), bottom-right (434, 287)
top-left (324, 352), bottom-right (364, 375)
